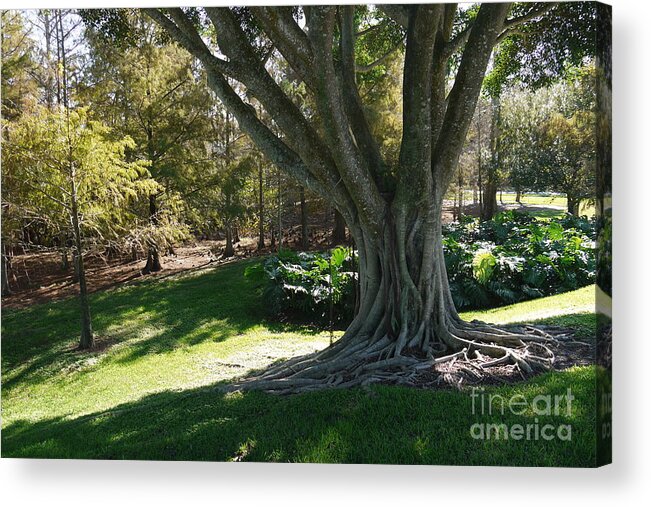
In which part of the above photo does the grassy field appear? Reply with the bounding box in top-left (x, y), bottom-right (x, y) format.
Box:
top-left (457, 191), bottom-right (596, 218)
top-left (1, 259), bottom-right (599, 465)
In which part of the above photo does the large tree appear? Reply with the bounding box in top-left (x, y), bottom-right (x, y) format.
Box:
top-left (139, 4), bottom-right (600, 392)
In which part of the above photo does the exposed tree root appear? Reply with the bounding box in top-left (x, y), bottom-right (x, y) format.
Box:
top-left (226, 323), bottom-right (579, 395)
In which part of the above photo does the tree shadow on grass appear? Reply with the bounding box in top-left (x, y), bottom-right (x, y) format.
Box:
top-left (2, 260), bottom-right (283, 387)
top-left (1, 363), bottom-right (598, 466)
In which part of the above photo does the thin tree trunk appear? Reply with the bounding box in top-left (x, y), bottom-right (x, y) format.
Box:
top-left (516, 188), bottom-right (522, 204)
top-left (481, 96), bottom-right (501, 221)
top-left (142, 194), bottom-right (162, 274)
top-left (300, 186), bottom-right (309, 250)
top-left (457, 165), bottom-right (464, 220)
top-left (257, 160), bottom-right (265, 251)
top-left (277, 169), bottom-right (282, 252)
top-left (1, 243), bottom-right (12, 296)
top-left (223, 222), bottom-right (235, 257)
top-left (69, 173), bottom-right (93, 350)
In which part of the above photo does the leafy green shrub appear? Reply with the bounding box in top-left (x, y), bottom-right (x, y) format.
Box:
top-left (249, 211), bottom-right (596, 322)
top-left (443, 211), bottom-right (596, 310)
top-left (245, 247), bottom-right (356, 326)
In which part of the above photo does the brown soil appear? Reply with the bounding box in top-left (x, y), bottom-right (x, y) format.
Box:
top-left (1, 238), bottom-right (257, 310)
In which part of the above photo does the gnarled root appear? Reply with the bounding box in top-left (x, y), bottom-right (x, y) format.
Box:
top-left (225, 321), bottom-right (575, 395)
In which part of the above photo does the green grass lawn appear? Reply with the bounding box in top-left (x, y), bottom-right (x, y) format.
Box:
top-left (1, 260), bottom-right (599, 465)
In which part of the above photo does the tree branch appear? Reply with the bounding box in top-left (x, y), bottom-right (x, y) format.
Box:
top-left (339, 6), bottom-right (389, 189)
top-left (378, 5), bottom-right (410, 29)
top-left (354, 39), bottom-right (404, 73)
top-left (307, 7), bottom-right (385, 233)
top-left (434, 3), bottom-right (512, 187)
top-left (249, 7), bottom-right (315, 88)
top-left (396, 5), bottom-right (443, 204)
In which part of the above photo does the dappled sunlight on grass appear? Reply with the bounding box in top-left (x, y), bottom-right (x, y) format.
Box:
top-left (2, 259), bottom-right (598, 465)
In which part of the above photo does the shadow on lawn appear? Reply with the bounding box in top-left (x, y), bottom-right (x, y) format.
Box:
top-left (1, 365), bottom-right (598, 466)
top-left (1, 259), bottom-right (319, 390)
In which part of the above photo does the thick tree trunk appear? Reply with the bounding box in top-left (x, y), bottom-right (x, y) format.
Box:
top-left (145, 4), bottom-right (555, 393)
top-left (300, 186), bottom-right (309, 250)
top-left (244, 199), bottom-right (548, 393)
top-left (332, 209), bottom-right (346, 245)
top-left (516, 188), bottom-right (522, 204)
top-left (567, 194), bottom-right (579, 215)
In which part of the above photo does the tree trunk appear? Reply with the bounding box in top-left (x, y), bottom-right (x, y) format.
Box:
top-left (515, 188), bottom-right (522, 204)
top-left (480, 179), bottom-right (498, 221)
top-left (143, 246), bottom-right (162, 273)
top-left (567, 194), bottom-right (579, 215)
top-left (332, 209), bottom-right (346, 245)
top-left (246, 198), bottom-right (544, 393)
top-left (70, 181), bottom-right (93, 350)
top-left (61, 249), bottom-right (69, 271)
top-left (223, 222), bottom-right (235, 258)
top-left (257, 160), bottom-right (265, 250)
top-left (142, 194), bottom-right (162, 274)
top-left (457, 165), bottom-right (464, 220)
top-left (300, 186), bottom-right (309, 250)
top-left (1, 243), bottom-right (12, 297)
top-left (481, 96), bottom-right (501, 221)
top-left (145, 4), bottom-right (551, 393)
top-left (277, 169), bottom-right (283, 252)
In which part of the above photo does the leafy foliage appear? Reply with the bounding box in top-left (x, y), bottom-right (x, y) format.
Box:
top-left (249, 211), bottom-right (595, 321)
top-left (2, 106), bottom-right (157, 251)
top-left (443, 211), bottom-right (596, 310)
top-left (245, 247), bottom-right (356, 326)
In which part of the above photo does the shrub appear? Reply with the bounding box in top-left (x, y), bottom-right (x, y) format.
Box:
top-left (245, 247), bottom-right (356, 326)
top-left (443, 211), bottom-right (596, 310)
top-left (249, 211), bottom-right (596, 323)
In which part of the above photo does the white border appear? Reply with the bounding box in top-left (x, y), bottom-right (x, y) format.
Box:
top-left (2, 1), bottom-right (651, 505)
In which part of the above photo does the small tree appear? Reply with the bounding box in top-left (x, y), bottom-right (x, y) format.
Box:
top-left (217, 157), bottom-right (253, 258)
top-left (3, 107), bottom-right (155, 348)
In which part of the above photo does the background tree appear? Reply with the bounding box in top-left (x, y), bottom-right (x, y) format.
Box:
top-left (2, 107), bottom-right (155, 348)
top-left (479, 1), bottom-right (599, 219)
top-left (83, 13), bottom-right (209, 272)
top-left (501, 68), bottom-right (596, 214)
